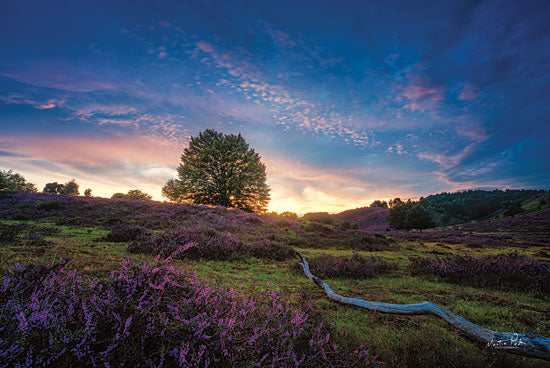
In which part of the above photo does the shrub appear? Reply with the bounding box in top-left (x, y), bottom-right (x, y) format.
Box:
top-left (129, 225), bottom-right (247, 260)
top-left (410, 253), bottom-right (550, 294)
top-left (129, 225), bottom-right (296, 261)
top-left (0, 258), bottom-right (387, 367)
top-left (306, 253), bottom-right (395, 279)
top-left (103, 223), bottom-right (151, 242)
top-left (0, 223), bottom-right (28, 243)
top-left (303, 212), bottom-right (334, 224)
top-left (249, 239), bottom-right (295, 261)
top-left (36, 200), bottom-right (61, 211)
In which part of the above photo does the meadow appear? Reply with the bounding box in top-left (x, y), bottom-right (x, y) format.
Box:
top-left (1, 192), bottom-right (549, 367)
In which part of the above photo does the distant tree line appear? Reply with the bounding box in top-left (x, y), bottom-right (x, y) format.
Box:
top-left (111, 189), bottom-right (152, 201)
top-left (1, 169), bottom-right (153, 201)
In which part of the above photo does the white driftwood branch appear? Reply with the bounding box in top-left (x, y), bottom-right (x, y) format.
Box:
top-left (296, 252), bottom-right (550, 360)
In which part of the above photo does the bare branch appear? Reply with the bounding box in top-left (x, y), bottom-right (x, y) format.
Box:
top-left (296, 252), bottom-right (550, 360)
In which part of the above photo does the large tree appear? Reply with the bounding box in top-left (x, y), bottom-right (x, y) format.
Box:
top-left (163, 129), bottom-right (270, 212)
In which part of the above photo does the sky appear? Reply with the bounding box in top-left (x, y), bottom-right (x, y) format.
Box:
top-left (1, 0), bottom-right (549, 214)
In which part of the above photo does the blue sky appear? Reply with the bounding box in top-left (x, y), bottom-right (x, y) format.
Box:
top-left (1, 0), bottom-right (549, 213)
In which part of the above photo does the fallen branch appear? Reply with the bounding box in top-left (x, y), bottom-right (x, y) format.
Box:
top-left (296, 252), bottom-right (550, 360)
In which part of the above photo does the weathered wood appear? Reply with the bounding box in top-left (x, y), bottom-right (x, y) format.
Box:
top-left (296, 252), bottom-right (550, 360)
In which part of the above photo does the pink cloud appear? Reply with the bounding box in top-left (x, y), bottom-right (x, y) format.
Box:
top-left (36, 103), bottom-right (56, 109)
top-left (458, 83), bottom-right (480, 101)
top-left (0, 134), bottom-right (183, 200)
top-left (400, 77), bottom-right (445, 112)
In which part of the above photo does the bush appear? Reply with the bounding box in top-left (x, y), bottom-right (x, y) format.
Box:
top-left (129, 225), bottom-right (296, 261)
top-left (0, 223), bottom-right (28, 242)
top-left (249, 239), bottom-right (295, 261)
top-left (410, 253), bottom-right (550, 294)
top-left (36, 200), bottom-right (61, 211)
top-left (103, 223), bottom-right (151, 242)
top-left (303, 212), bottom-right (334, 224)
top-left (306, 253), bottom-right (396, 279)
top-left (129, 225), bottom-right (246, 260)
top-left (0, 259), bottom-right (387, 367)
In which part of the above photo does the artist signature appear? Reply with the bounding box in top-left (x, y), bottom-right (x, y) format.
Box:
top-left (487, 333), bottom-right (527, 349)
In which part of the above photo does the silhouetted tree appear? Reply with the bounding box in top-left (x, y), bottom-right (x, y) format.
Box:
top-left (0, 170), bottom-right (37, 193)
top-left (61, 179), bottom-right (79, 196)
top-left (163, 129), bottom-right (270, 213)
top-left (279, 211), bottom-right (298, 219)
top-left (369, 200), bottom-right (388, 208)
top-left (388, 198), bottom-right (403, 208)
top-left (84, 188), bottom-right (92, 197)
top-left (111, 189), bottom-right (152, 201)
top-left (43, 182), bottom-right (64, 194)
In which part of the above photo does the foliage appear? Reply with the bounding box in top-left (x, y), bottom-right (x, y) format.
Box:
top-left (43, 182), bottom-right (64, 194)
top-left (502, 200), bottom-right (524, 217)
top-left (523, 192), bottom-right (550, 212)
top-left (84, 188), bottom-right (92, 197)
top-left (103, 223), bottom-right (151, 242)
top-left (0, 258), bottom-right (387, 367)
top-left (279, 211), bottom-right (298, 219)
top-left (387, 202), bottom-right (434, 230)
top-left (36, 200), bottom-right (61, 211)
top-left (0, 223), bottom-right (57, 247)
top-left (369, 200), bottom-right (388, 208)
top-left (303, 212), bottom-right (334, 224)
top-left (129, 225), bottom-right (294, 261)
top-left (0, 170), bottom-right (37, 193)
top-left (388, 198), bottom-right (403, 208)
top-left (111, 189), bottom-right (152, 201)
top-left (61, 178), bottom-right (79, 196)
top-left (306, 253), bottom-right (395, 279)
top-left (161, 178), bottom-right (184, 202)
top-left (420, 189), bottom-right (545, 223)
top-left (410, 253), bottom-right (550, 294)
top-left (164, 129), bottom-right (270, 213)
top-left (339, 221), bottom-right (358, 230)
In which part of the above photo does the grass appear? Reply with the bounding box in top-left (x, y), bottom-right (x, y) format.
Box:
top-left (0, 218), bottom-right (548, 367)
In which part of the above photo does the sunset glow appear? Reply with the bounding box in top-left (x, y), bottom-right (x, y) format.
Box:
top-left (1, 1), bottom-right (549, 212)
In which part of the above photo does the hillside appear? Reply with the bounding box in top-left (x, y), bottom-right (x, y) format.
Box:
top-left (420, 189), bottom-right (546, 223)
top-left (333, 206), bottom-right (389, 231)
top-left (0, 192), bottom-right (549, 367)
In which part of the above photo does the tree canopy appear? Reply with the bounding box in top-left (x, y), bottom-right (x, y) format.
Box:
top-left (43, 182), bottom-right (65, 194)
top-left (0, 170), bottom-right (37, 193)
top-left (369, 200), bottom-right (388, 208)
top-left (162, 129), bottom-right (270, 213)
top-left (43, 179), bottom-right (80, 195)
top-left (387, 202), bottom-right (435, 230)
top-left (62, 179), bottom-right (79, 196)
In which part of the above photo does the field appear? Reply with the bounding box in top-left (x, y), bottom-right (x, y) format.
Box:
top-left (1, 192), bottom-right (549, 367)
